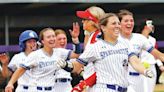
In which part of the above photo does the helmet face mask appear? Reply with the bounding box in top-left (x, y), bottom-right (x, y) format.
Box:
top-left (19, 30), bottom-right (39, 51)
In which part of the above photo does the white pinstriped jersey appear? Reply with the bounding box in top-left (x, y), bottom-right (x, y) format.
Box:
top-left (77, 38), bottom-right (135, 87)
top-left (8, 52), bottom-right (30, 85)
top-left (124, 33), bottom-right (154, 73)
top-left (83, 30), bottom-right (101, 79)
top-left (20, 48), bottom-right (71, 87)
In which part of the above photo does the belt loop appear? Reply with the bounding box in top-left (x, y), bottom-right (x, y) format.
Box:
top-left (23, 86), bottom-right (28, 89)
top-left (45, 87), bottom-right (52, 91)
top-left (37, 87), bottom-right (42, 90)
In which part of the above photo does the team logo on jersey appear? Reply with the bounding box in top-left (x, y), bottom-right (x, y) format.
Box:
top-left (100, 48), bottom-right (128, 59)
top-left (38, 60), bottom-right (55, 68)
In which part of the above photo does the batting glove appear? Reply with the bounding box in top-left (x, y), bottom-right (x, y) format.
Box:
top-left (56, 58), bottom-right (67, 68)
top-left (144, 69), bottom-right (154, 78)
top-left (56, 58), bottom-right (74, 72)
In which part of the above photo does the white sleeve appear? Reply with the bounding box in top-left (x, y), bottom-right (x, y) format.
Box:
top-left (8, 55), bottom-right (18, 72)
top-left (20, 52), bottom-right (38, 70)
top-left (55, 48), bottom-right (71, 60)
top-left (140, 35), bottom-right (154, 53)
top-left (77, 44), bottom-right (97, 66)
top-left (127, 41), bottom-right (137, 58)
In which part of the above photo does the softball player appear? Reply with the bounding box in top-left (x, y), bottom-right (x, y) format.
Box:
top-left (5, 28), bottom-right (79, 92)
top-left (57, 13), bottom-right (153, 92)
top-left (118, 9), bottom-right (164, 92)
top-left (136, 19), bottom-right (164, 92)
top-left (53, 28), bottom-right (81, 92)
top-left (76, 6), bottom-right (105, 79)
top-left (0, 30), bottom-right (39, 92)
top-left (71, 6), bottom-right (105, 92)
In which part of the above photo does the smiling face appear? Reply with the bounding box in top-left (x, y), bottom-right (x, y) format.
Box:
top-left (55, 33), bottom-right (67, 48)
top-left (104, 16), bottom-right (121, 39)
top-left (41, 29), bottom-right (56, 49)
top-left (100, 13), bottom-right (121, 41)
top-left (120, 15), bottom-right (134, 36)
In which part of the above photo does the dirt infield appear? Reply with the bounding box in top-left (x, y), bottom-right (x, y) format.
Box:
top-left (154, 84), bottom-right (164, 92)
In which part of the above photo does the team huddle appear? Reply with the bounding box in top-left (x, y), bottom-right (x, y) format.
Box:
top-left (0, 6), bottom-right (164, 92)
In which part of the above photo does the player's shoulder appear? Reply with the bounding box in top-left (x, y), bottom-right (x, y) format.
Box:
top-left (132, 33), bottom-right (149, 42)
top-left (118, 36), bottom-right (130, 46)
top-left (12, 52), bottom-right (25, 58)
top-left (88, 30), bottom-right (101, 44)
top-left (27, 49), bottom-right (41, 57)
top-left (53, 48), bottom-right (70, 52)
top-left (148, 36), bottom-right (156, 41)
top-left (132, 33), bottom-right (146, 39)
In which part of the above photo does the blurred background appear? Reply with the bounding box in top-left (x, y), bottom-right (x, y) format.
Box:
top-left (0, 1), bottom-right (164, 91)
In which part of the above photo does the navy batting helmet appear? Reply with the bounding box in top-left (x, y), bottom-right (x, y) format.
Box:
top-left (19, 30), bottom-right (39, 51)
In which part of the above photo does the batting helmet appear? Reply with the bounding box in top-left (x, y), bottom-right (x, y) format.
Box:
top-left (19, 30), bottom-right (39, 51)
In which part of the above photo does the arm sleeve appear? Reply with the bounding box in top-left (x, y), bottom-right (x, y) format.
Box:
top-left (141, 35), bottom-right (154, 53)
top-left (8, 55), bottom-right (18, 72)
top-left (126, 40), bottom-right (137, 59)
top-left (77, 44), bottom-right (97, 66)
top-left (20, 52), bottom-right (38, 70)
top-left (55, 48), bottom-right (71, 60)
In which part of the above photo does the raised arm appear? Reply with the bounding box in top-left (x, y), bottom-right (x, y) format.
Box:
top-left (69, 22), bottom-right (82, 58)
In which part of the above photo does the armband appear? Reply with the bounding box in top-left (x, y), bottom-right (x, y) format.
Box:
top-left (73, 43), bottom-right (82, 54)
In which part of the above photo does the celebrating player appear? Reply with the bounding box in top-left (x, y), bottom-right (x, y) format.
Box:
top-left (57, 13), bottom-right (154, 92)
top-left (117, 9), bottom-right (164, 92)
top-left (0, 30), bottom-right (39, 92)
top-left (71, 6), bottom-right (105, 92)
top-left (5, 28), bottom-right (79, 92)
top-left (136, 19), bottom-right (164, 92)
top-left (53, 28), bottom-right (82, 92)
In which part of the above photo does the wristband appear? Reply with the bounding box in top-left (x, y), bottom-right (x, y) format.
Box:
top-left (156, 59), bottom-right (163, 67)
top-left (73, 43), bottom-right (82, 54)
top-left (63, 61), bottom-right (74, 72)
